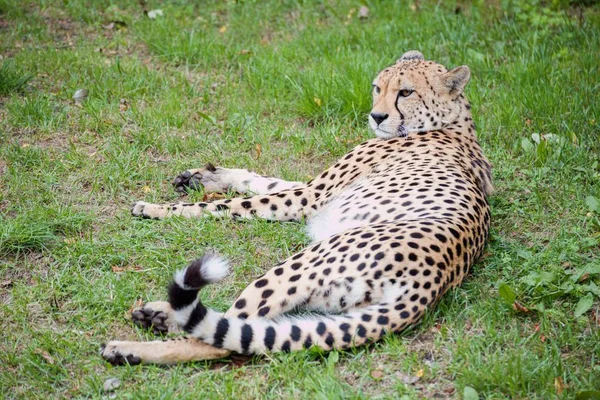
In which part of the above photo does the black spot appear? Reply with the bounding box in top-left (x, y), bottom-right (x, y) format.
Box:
top-left (350, 254), bottom-right (360, 262)
top-left (361, 314), bottom-right (372, 322)
top-left (274, 268), bottom-right (284, 276)
top-left (303, 335), bottom-right (313, 349)
top-left (323, 268), bottom-right (331, 276)
top-left (216, 204), bottom-right (230, 211)
top-left (258, 307), bottom-right (270, 317)
top-left (325, 333), bottom-right (334, 347)
top-left (267, 182), bottom-right (278, 190)
top-left (395, 253), bottom-right (404, 262)
top-left (270, 204), bottom-right (278, 211)
top-left (235, 299), bottom-right (246, 309)
top-left (255, 279), bottom-right (268, 288)
top-left (182, 302), bottom-right (208, 333)
top-left (288, 287), bottom-right (297, 295)
top-left (285, 199), bottom-right (292, 207)
top-left (240, 324), bottom-right (253, 353)
top-left (213, 318), bottom-right (230, 347)
top-left (291, 262), bottom-right (302, 270)
top-left (316, 322), bottom-right (327, 336)
top-left (260, 198), bottom-right (270, 204)
top-left (374, 252), bottom-right (385, 260)
top-left (290, 274), bottom-right (301, 282)
top-left (400, 311), bottom-right (410, 319)
top-left (356, 325), bottom-right (367, 338)
top-left (408, 253), bottom-right (418, 262)
top-left (262, 289), bottom-right (274, 299)
top-left (264, 326), bottom-right (276, 350)
top-left (281, 340), bottom-right (291, 352)
top-left (291, 325), bottom-right (302, 341)
top-left (434, 233), bottom-right (448, 243)
top-left (301, 198), bottom-right (308, 206)
top-left (377, 315), bottom-right (389, 325)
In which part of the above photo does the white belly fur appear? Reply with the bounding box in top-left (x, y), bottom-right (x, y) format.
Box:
top-left (305, 195), bottom-right (367, 242)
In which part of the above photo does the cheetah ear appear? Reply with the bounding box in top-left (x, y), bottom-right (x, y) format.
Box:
top-left (442, 65), bottom-right (470, 97)
top-left (397, 50), bottom-right (424, 63)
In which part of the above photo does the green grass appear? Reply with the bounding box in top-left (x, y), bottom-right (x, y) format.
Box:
top-left (1, 0), bottom-right (599, 398)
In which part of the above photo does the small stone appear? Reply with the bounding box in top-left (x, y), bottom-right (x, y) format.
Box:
top-left (358, 6), bottom-right (369, 19)
top-left (103, 377), bottom-right (121, 392)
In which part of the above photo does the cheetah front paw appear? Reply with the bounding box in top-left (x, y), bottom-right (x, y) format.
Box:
top-left (131, 301), bottom-right (180, 335)
top-left (100, 342), bottom-right (142, 366)
top-left (172, 163), bottom-right (230, 194)
top-left (131, 201), bottom-right (168, 219)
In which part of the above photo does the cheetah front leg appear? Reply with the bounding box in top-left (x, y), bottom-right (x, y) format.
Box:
top-left (131, 185), bottom-right (318, 221)
top-left (172, 163), bottom-right (303, 195)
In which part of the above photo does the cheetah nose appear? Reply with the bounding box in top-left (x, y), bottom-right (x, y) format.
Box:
top-left (370, 112), bottom-right (389, 126)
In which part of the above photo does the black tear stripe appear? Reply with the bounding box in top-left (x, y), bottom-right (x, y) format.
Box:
top-left (183, 302), bottom-right (208, 333)
top-left (264, 326), bottom-right (276, 351)
top-left (213, 318), bottom-right (230, 348)
top-left (240, 324), bottom-right (254, 353)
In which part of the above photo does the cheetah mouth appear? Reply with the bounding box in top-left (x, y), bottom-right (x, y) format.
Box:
top-left (374, 125), bottom-right (409, 140)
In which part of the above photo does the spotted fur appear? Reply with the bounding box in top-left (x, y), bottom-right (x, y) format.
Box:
top-left (102, 51), bottom-right (493, 365)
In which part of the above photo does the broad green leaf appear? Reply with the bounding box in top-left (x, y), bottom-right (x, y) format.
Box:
top-left (575, 390), bottom-right (600, 400)
top-left (574, 293), bottom-right (594, 318)
top-left (517, 249), bottom-right (532, 260)
top-left (498, 283), bottom-right (517, 306)
top-left (521, 138), bottom-right (534, 153)
top-left (464, 386), bottom-right (479, 400)
top-left (586, 196), bottom-right (600, 212)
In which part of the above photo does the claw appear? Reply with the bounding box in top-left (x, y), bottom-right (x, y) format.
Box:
top-left (205, 162), bottom-right (217, 172)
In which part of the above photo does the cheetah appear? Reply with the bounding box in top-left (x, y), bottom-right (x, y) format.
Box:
top-left (101, 50), bottom-right (493, 365)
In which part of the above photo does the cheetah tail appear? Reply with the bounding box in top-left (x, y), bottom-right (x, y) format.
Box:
top-left (170, 258), bottom-right (418, 354)
top-left (168, 253), bottom-right (230, 329)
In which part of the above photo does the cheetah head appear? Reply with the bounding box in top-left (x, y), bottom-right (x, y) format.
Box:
top-left (369, 50), bottom-right (471, 139)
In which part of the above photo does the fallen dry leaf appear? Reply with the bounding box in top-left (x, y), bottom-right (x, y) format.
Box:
top-left (255, 143), bottom-right (262, 158)
top-left (219, 25), bottom-right (228, 33)
top-left (415, 368), bottom-right (424, 378)
top-left (72, 89), bottom-right (88, 104)
top-left (313, 97), bottom-right (322, 107)
top-left (554, 377), bottom-right (567, 395)
top-left (513, 301), bottom-right (530, 313)
top-left (204, 193), bottom-right (226, 202)
top-left (119, 99), bottom-right (129, 112)
top-left (142, 185), bottom-right (151, 193)
top-left (37, 350), bottom-right (55, 364)
top-left (127, 299), bottom-right (144, 315)
top-left (111, 266), bottom-right (125, 273)
top-left (370, 369), bottom-right (384, 380)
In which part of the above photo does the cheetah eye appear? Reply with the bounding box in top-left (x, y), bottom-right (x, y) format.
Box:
top-left (399, 89), bottom-right (414, 97)
top-left (373, 85), bottom-right (381, 95)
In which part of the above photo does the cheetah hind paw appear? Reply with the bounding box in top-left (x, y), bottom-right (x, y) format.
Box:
top-left (172, 163), bottom-right (219, 193)
top-left (131, 301), bottom-right (180, 335)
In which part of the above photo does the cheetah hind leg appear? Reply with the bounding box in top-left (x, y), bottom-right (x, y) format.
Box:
top-left (172, 163), bottom-right (302, 195)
